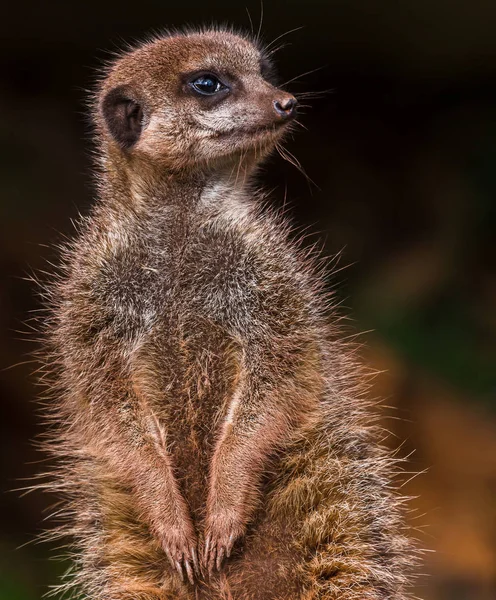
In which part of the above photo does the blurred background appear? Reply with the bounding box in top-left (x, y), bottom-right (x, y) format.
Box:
top-left (1, 1), bottom-right (495, 599)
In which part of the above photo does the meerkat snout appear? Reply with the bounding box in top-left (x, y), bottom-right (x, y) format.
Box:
top-left (273, 95), bottom-right (297, 120)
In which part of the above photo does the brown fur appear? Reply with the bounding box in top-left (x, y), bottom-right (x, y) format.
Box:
top-left (37, 27), bottom-right (417, 600)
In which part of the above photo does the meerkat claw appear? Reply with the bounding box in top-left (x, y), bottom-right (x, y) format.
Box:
top-left (203, 533), bottom-right (211, 565)
top-left (216, 546), bottom-right (225, 571)
top-left (207, 545), bottom-right (217, 576)
top-left (175, 560), bottom-right (184, 582)
top-left (191, 546), bottom-right (200, 575)
top-left (164, 548), bottom-right (175, 569)
top-left (226, 533), bottom-right (235, 558)
top-left (184, 558), bottom-right (194, 584)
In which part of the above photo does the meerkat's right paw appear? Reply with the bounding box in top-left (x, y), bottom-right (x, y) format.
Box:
top-left (159, 527), bottom-right (199, 585)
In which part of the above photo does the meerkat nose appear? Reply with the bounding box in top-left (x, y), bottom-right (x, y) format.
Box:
top-left (273, 96), bottom-right (298, 120)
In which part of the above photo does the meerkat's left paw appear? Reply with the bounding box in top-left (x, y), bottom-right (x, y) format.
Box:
top-left (202, 511), bottom-right (245, 575)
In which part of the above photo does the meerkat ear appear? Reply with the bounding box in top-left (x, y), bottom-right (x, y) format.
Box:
top-left (101, 86), bottom-right (144, 149)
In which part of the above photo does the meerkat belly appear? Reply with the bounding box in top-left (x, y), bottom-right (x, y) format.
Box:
top-left (151, 314), bottom-right (241, 520)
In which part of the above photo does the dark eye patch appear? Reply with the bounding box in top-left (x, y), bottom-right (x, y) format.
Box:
top-left (260, 57), bottom-right (278, 85)
top-left (182, 70), bottom-right (234, 107)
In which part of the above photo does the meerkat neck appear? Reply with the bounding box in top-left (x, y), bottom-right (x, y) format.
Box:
top-left (99, 151), bottom-right (257, 216)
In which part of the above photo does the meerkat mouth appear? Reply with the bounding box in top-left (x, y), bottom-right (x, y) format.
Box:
top-left (209, 122), bottom-right (288, 141)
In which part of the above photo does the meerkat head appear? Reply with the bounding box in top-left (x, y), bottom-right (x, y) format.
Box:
top-left (97, 29), bottom-right (297, 173)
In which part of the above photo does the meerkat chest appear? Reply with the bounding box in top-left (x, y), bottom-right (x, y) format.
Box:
top-left (89, 208), bottom-right (291, 346)
top-left (121, 217), bottom-right (263, 315)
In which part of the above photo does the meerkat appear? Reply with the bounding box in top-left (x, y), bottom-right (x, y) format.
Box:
top-left (38, 28), bottom-right (416, 600)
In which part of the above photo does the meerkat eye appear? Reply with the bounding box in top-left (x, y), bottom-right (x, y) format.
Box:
top-left (190, 74), bottom-right (227, 96)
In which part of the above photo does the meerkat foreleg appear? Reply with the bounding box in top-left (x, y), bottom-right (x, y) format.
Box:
top-left (202, 337), bottom-right (322, 575)
top-left (88, 398), bottom-right (199, 584)
top-left (202, 383), bottom-right (294, 574)
top-left (130, 357), bottom-right (200, 583)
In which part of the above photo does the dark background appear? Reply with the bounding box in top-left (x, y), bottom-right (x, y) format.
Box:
top-left (1, 1), bottom-right (496, 599)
